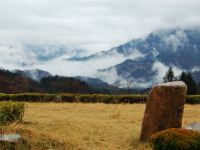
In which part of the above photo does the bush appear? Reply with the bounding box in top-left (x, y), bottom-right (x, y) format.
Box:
top-left (150, 128), bottom-right (200, 150)
top-left (0, 93), bottom-right (147, 103)
top-left (61, 94), bottom-right (76, 102)
top-left (0, 102), bottom-right (25, 126)
top-left (186, 95), bottom-right (200, 104)
top-left (0, 93), bottom-right (200, 104)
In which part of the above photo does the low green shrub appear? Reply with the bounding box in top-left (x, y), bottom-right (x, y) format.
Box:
top-left (150, 128), bottom-right (200, 150)
top-left (0, 102), bottom-right (25, 126)
top-left (0, 93), bottom-right (147, 103)
top-left (186, 95), bottom-right (200, 104)
top-left (61, 94), bottom-right (77, 102)
top-left (76, 94), bottom-right (147, 103)
top-left (0, 93), bottom-right (200, 104)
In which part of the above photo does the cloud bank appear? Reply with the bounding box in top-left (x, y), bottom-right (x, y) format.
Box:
top-left (0, 0), bottom-right (200, 52)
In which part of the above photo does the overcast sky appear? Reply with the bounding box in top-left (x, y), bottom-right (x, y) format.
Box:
top-left (0, 0), bottom-right (200, 86)
top-left (0, 0), bottom-right (200, 52)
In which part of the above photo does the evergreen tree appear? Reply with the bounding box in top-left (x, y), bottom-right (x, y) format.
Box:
top-left (180, 71), bottom-right (187, 82)
top-left (198, 82), bottom-right (200, 94)
top-left (163, 67), bottom-right (174, 83)
top-left (179, 71), bottom-right (197, 95)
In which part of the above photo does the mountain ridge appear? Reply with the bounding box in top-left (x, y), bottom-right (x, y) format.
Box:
top-left (67, 28), bottom-right (200, 87)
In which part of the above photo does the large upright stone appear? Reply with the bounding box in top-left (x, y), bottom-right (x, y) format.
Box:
top-left (140, 81), bottom-right (187, 141)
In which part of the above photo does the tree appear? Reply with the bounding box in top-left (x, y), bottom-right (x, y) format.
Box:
top-left (163, 67), bottom-right (174, 83)
top-left (125, 78), bottom-right (134, 94)
top-left (198, 82), bottom-right (200, 94)
top-left (180, 71), bottom-right (187, 81)
top-left (179, 71), bottom-right (197, 95)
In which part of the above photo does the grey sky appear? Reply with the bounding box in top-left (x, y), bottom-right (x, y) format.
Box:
top-left (0, 0), bottom-right (200, 87)
top-left (0, 0), bottom-right (200, 52)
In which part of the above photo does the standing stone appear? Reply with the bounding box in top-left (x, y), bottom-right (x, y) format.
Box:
top-left (140, 81), bottom-right (187, 141)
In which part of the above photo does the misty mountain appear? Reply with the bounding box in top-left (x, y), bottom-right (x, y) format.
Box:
top-left (4, 28), bottom-right (200, 89)
top-left (76, 76), bottom-right (119, 93)
top-left (14, 69), bottom-right (52, 81)
top-left (0, 69), bottom-right (44, 93)
top-left (69, 28), bottom-right (200, 87)
top-left (13, 68), bottom-right (119, 92)
top-left (0, 69), bottom-right (94, 94)
top-left (40, 76), bottom-right (93, 93)
top-left (12, 68), bottom-right (120, 93)
top-left (26, 44), bottom-right (68, 61)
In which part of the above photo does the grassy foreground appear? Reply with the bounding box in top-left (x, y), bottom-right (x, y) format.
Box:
top-left (6, 103), bottom-right (200, 150)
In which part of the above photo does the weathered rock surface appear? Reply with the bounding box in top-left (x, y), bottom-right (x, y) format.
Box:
top-left (185, 122), bottom-right (200, 132)
top-left (140, 81), bottom-right (187, 141)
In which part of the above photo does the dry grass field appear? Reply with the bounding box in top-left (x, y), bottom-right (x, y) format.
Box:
top-left (6, 103), bottom-right (200, 150)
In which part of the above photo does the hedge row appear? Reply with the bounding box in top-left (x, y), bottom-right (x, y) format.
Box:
top-left (0, 93), bottom-right (200, 104)
top-left (186, 95), bottom-right (200, 104)
top-left (0, 93), bottom-right (146, 103)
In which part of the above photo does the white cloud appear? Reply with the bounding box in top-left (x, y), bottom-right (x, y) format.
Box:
top-left (19, 48), bottom-right (144, 78)
top-left (97, 67), bottom-right (122, 85)
top-left (0, 42), bottom-right (37, 70)
top-left (0, 0), bottom-right (200, 52)
top-left (191, 66), bottom-right (200, 72)
top-left (152, 61), bottom-right (183, 83)
top-left (96, 67), bottom-right (153, 88)
top-left (164, 30), bottom-right (189, 52)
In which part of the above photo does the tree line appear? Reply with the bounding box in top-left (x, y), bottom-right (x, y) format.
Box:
top-left (163, 67), bottom-right (200, 95)
top-left (0, 69), bottom-right (93, 94)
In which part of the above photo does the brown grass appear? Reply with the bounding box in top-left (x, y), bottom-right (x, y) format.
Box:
top-left (6, 103), bottom-right (200, 150)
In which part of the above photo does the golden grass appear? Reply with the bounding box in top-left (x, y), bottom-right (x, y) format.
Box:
top-left (6, 103), bottom-right (200, 150)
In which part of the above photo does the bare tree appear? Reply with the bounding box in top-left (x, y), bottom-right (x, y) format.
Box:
top-left (125, 78), bottom-right (134, 94)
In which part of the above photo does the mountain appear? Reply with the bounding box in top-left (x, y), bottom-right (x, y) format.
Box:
top-left (40, 76), bottom-right (93, 93)
top-left (0, 69), bottom-right (93, 93)
top-left (13, 69), bottom-right (115, 92)
top-left (12, 69), bottom-right (120, 93)
top-left (111, 29), bottom-right (200, 85)
top-left (26, 44), bottom-right (68, 61)
top-left (14, 69), bottom-right (52, 81)
top-left (2, 28), bottom-right (200, 89)
top-left (68, 28), bottom-right (200, 88)
top-left (76, 76), bottom-right (119, 93)
top-left (0, 69), bottom-right (43, 93)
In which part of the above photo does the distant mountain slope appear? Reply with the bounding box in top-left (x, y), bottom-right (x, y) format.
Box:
top-left (12, 69), bottom-right (122, 93)
top-left (40, 76), bottom-right (93, 93)
top-left (76, 76), bottom-right (119, 93)
top-left (0, 69), bottom-right (43, 93)
top-left (0, 69), bottom-right (93, 93)
top-left (26, 44), bottom-right (68, 61)
top-left (3, 28), bottom-right (200, 89)
top-left (69, 28), bottom-right (200, 87)
top-left (14, 69), bottom-right (52, 81)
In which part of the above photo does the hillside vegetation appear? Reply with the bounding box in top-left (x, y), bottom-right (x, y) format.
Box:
top-left (0, 69), bottom-right (93, 94)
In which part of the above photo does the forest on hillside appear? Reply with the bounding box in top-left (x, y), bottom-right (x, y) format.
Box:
top-left (0, 69), bottom-right (93, 93)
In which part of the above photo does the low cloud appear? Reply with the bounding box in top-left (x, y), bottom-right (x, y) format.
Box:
top-left (0, 0), bottom-right (200, 52)
top-left (29, 47), bottom-right (144, 77)
top-left (152, 61), bottom-right (183, 83)
top-left (191, 66), bottom-right (200, 72)
top-left (163, 30), bottom-right (189, 52)
top-left (0, 42), bottom-right (37, 70)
